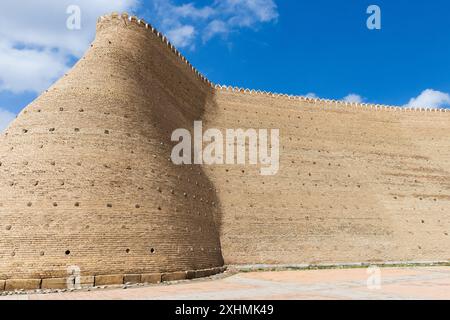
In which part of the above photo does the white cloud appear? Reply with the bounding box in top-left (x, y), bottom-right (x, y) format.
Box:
top-left (343, 93), bottom-right (364, 103)
top-left (167, 25), bottom-right (196, 49)
top-left (0, 0), bottom-right (138, 93)
top-left (305, 92), bottom-right (318, 99)
top-left (405, 89), bottom-right (450, 109)
top-left (0, 40), bottom-right (68, 93)
top-left (218, 0), bottom-right (279, 28)
top-left (0, 108), bottom-right (16, 133)
top-left (172, 3), bottom-right (215, 20)
top-left (148, 0), bottom-right (278, 48)
top-left (204, 20), bottom-right (229, 42)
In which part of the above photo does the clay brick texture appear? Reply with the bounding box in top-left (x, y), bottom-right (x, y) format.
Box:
top-left (0, 14), bottom-right (223, 281)
top-left (0, 13), bottom-right (449, 283)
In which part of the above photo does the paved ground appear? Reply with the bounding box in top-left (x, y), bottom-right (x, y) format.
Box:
top-left (2, 267), bottom-right (450, 300)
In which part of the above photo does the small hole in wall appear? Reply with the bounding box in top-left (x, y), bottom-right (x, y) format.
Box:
top-left (65, 250), bottom-right (71, 255)
top-left (150, 248), bottom-right (155, 254)
top-left (126, 248), bottom-right (130, 253)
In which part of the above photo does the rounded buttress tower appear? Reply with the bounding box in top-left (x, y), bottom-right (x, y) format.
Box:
top-left (0, 13), bottom-right (223, 289)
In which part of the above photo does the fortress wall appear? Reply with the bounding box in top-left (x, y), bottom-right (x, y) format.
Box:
top-left (0, 14), bottom-right (223, 280)
top-left (206, 90), bottom-right (450, 265)
top-left (0, 13), bottom-right (449, 285)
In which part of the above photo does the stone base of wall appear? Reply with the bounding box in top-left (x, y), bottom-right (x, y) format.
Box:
top-left (0, 267), bottom-right (227, 292)
top-left (226, 260), bottom-right (450, 272)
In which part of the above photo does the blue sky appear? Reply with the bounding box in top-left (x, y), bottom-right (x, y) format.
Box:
top-left (1, 0), bottom-right (450, 131)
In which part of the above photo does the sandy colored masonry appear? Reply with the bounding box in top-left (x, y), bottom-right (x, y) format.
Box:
top-left (0, 13), bottom-right (449, 289)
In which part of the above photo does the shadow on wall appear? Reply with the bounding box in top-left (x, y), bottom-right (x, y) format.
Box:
top-left (93, 15), bottom-right (227, 271)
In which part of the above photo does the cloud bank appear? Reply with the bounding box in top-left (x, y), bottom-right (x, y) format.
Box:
top-left (405, 89), bottom-right (450, 109)
top-left (0, 0), bottom-right (138, 94)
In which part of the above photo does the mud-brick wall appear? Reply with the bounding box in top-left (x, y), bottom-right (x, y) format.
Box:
top-left (0, 14), bottom-right (223, 280)
top-left (1, 12), bottom-right (449, 283)
top-left (206, 90), bottom-right (450, 265)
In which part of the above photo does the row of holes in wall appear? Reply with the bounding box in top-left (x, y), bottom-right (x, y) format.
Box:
top-left (21, 128), bottom-right (111, 134)
top-left (7, 247), bottom-right (223, 257)
top-left (9, 248), bottom-right (156, 257)
top-left (63, 248), bottom-right (157, 255)
top-left (0, 157), bottom-right (443, 203)
top-left (7, 198), bottom-right (215, 208)
top-left (14, 103), bottom-right (449, 130)
top-left (15, 106), bottom-right (176, 133)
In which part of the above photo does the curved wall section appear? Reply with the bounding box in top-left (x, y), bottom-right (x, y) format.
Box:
top-left (0, 14), bottom-right (223, 281)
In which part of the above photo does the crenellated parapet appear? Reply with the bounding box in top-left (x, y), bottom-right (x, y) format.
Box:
top-left (213, 84), bottom-right (450, 113)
